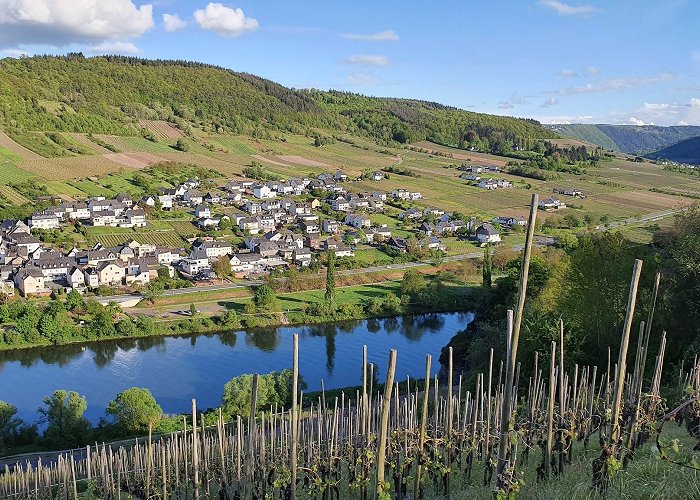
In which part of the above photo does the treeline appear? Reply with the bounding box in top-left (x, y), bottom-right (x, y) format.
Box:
top-left (447, 205), bottom-right (700, 380)
top-left (0, 55), bottom-right (555, 154)
top-left (0, 369), bottom-right (301, 455)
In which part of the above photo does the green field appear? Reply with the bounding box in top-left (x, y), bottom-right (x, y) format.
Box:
top-left (0, 185), bottom-right (30, 204)
top-left (90, 230), bottom-right (186, 248)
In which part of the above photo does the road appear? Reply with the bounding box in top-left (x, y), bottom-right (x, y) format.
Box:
top-left (99, 206), bottom-right (683, 307)
top-left (602, 208), bottom-right (685, 231)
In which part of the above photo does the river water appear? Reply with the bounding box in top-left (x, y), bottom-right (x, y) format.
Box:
top-left (0, 312), bottom-right (473, 423)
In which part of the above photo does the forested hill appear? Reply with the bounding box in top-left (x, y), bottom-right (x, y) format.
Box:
top-left (0, 54), bottom-right (554, 150)
top-left (547, 123), bottom-right (700, 154)
top-left (645, 136), bottom-right (700, 165)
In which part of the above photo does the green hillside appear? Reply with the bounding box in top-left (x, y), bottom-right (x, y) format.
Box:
top-left (646, 136), bottom-right (700, 164)
top-left (0, 54), bottom-right (554, 157)
top-left (546, 124), bottom-right (619, 151)
top-left (547, 123), bottom-right (700, 154)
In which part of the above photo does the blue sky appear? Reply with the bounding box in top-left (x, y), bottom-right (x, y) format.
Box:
top-left (1, 0), bottom-right (699, 125)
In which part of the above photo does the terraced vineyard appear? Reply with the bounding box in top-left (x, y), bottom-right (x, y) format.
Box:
top-left (90, 230), bottom-right (186, 248)
top-left (0, 184), bottom-right (30, 204)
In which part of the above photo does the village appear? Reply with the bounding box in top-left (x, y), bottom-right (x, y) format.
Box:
top-left (0, 166), bottom-right (581, 298)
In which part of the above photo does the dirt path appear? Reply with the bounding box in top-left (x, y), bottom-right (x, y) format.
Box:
top-left (252, 154), bottom-right (293, 167)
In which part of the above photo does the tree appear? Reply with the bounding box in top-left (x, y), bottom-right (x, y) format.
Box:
top-left (65, 289), bottom-right (84, 311)
top-left (220, 309), bottom-right (241, 329)
top-left (0, 401), bottom-right (20, 452)
top-left (144, 280), bottom-right (165, 304)
top-left (325, 251), bottom-right (336, 304)
top-left (173, 138), bottom-right (189, 151)
top-left (400, 270), bottom-right (427, 297)
top-left (212, 255), bottom-right (231, 278)
top-left (253, 284), bottom-right (280, 312)
top-left (222, 370), bottom-right (306, 418)
top-left (482, 244), bottom-right (493, 287)
top-left (106, 387), bottom-right (162, 433)
top-left (38, 390), bottom-right (91, 448)
top-left (189, 303), bottom-right (197, 317)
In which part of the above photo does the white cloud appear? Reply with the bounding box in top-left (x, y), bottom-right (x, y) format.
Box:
top-left (340, 30), bottom-right (399, 42)
top-left (0, 0), bottom-right (154, 48)
top-left (678, 120), bottom-right (689, 126)
top-left (541, 97), bottom-right (559, 107)
top-left (585, 65), bottom-right (599, 74)
top-left (643, 102), bottom-right (671, 111)
top-left (163, 13), bottom-right (187, 32)
top-left (1, 47), bottom-right (29, 57)
top-left (559, 69), bottom-right (579, 78)
top-left (88, 41), bottom-right (139, 54)
top-left (628, 117), bottom-right (653, 126)
top-left (554, 73), bottom-right (675, 95)
top-left (538, 0), bottom-right (599, 15)
top-left (498, 94), bottom-right (528, 110)
top-left (533, 114), bottom-right (595, 124)
top-left (347, 73), bottom-right (379, 86)
top-left (342, 54), bottom-right (389, 66)
top-left (690, 98), bottom-right (700, 107)
top-left (194, 3), bottom-right (258, 37)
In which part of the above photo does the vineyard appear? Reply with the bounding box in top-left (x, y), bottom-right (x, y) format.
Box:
top-left (2, 195), bottom-right (697, 499)
top-left (90, 231), bottom-right (186, 248)
top-left (0, 185), bottom-right (31, 205)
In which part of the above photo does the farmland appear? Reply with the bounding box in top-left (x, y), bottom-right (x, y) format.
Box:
top-left (0, 185), bottom-right (30, 204)
top-left (89, 229), bottom-right (186, 248)
top-left (0, 122), bottom-right (695, 232)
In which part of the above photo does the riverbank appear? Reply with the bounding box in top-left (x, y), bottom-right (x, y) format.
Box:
top-left (0, 278), bottom-right (481, 352)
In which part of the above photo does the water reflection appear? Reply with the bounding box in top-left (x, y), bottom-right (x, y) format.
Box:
top-left (0, 313), bottom-right (475, 423)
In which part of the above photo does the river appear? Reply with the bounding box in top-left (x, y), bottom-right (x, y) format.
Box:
top-left (0, 312), bottom-right (473, 423)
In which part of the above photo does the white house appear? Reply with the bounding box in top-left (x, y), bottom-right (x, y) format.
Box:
top-left (322, 219), bottom-right (340, 234)
top-left (192, 240), bottom-right (232, 260)
top-left (538, 197), bottom-right (567, 211)
top-left (253, 184), bottom-right (276, 199)
top-left (124, 208), bottom-right (147, 228)
top-left (29, 213), bottom-right (60, 230)
top-left (195, 204), bottom-right (211, 219)
top-left (345, 214), bottom-right (371, 228)
top-left (180, 256), bottom-right (211, 275)
top-left (475, 223), bottom-right (501, 244)
top-left (67, 266), bottom-right (85, 289)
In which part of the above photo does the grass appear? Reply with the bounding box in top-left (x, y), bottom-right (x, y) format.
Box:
top-left (0, 162), bottom-right (34, 184)
top-left (437, 425), bottom-right (699, 499)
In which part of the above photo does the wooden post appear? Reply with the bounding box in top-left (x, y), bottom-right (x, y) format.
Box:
top-left (413, 354), bottom-right (431, 500)
top-left (247, 374), bottom-right (259, 500)
top-left (192, 399), bottom-right (199, 491)
top-left (558, 319), bottom-right (565, 474)
top-left (497, 193), bottom-right (538, 478)
top-left (545, 341), bottom-right (556, 478)
top-left (611, 259), bottom-right (643, 445)
top-left (376, 349), bottom-right (397, 500)
top-left (291, 334), bottom-right (299, 499)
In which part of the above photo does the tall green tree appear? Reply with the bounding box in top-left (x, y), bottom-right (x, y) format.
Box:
top-left (0, 401), bottom-right (20, 452)
top-left (38, 390), bottom-right (91, 448)
top-left (253, 284), bottom-right (280, 312)
top-left (325, 250), bottom-right (336, 304)
top-left (106, 387), bottom-right (163, 433)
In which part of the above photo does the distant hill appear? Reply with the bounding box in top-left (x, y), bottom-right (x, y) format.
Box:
top-left (0, 54), bottom-right (554, 156)
top-left (546, 124), bottom-right (700, 154)
top-left (645, 136), bottom-right (700, 165)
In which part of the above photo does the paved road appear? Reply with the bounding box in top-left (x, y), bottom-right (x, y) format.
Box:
top-left (603, 208), bottom-right (684, 231)
top-left (99, 206), bottom-right (683, 307)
